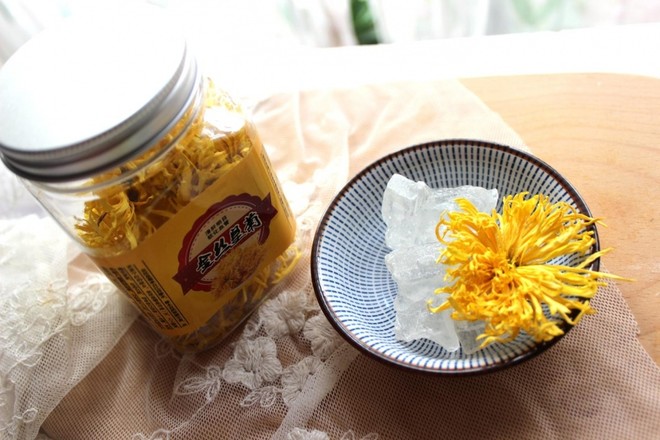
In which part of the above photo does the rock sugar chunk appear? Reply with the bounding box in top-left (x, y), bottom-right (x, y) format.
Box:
top-left (393, 295), bottom-right (460, 352)
top-left (386, 243), bottom-right (459, 350)
top-left (385, 243), bottom-right (445, 303)
top-left (382, 173), bottom-right (498, 249)
top-left (382, 174), bottom-right (498, 352)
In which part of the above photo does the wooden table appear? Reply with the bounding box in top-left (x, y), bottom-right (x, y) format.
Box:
top-left (461, 73), bottom-right (660, 364)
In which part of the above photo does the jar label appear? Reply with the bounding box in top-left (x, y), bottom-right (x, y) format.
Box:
top-left (92, 139), bottom-right (296, 338)
top-left (173, 193), bottom-right (277, 294)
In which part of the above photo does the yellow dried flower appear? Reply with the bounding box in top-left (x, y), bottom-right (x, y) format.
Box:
top-left (74, 79), bottom-right (299, 351)
top-left (429, 192), bottom-right (627, 348)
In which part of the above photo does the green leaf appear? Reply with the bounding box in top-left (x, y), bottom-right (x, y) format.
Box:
top-left (351, 0), bottom-right (380, 45)
top-left (512, 0), bottom-right (566, 26)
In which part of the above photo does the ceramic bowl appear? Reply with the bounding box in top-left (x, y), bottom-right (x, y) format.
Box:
top-left (310, 139), bottom-right (600, 375)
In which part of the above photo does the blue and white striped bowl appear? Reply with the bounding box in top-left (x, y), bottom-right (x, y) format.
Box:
top-left (311, 140), bottom-right (600, 375)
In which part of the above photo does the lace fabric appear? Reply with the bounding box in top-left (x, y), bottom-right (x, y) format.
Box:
top-left (2, 79), bottom-right (658, 440)
top-left (0, 214), bottom-right (138, 440)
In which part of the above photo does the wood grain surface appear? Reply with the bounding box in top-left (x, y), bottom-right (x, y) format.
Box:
top-left (461, 73), bottom-right (660, 365)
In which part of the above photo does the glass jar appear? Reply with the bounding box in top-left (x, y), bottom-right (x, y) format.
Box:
top-left (0, 10), bottom-right (297, 352)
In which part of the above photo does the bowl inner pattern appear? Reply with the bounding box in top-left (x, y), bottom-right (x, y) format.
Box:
top-left (312, 140), bottom-right (597, 373)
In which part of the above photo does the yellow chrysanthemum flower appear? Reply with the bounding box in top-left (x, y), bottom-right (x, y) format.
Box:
top-left (429, 192), bottom-right (627, 349)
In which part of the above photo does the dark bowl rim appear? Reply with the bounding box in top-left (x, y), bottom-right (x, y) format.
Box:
top-left (310, 139), bottom-right (601, 376)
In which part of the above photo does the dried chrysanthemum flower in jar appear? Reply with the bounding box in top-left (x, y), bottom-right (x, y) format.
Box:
top-left (76, 81), bottom-right (249, 254)
top-left (74, 81), bottom-right (299, 352)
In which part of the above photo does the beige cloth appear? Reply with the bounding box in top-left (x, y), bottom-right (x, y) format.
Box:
top-left (18, 79), bottom-right (660, 439)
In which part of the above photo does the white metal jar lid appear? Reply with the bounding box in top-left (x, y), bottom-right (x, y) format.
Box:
top-left (0, 7), bottom-right (199, 182)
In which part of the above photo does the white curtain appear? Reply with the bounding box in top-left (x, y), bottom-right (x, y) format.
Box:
top-left (3, 0), bottom-right (660, 64)
top-left (285, 0), bottom-right (660, 45)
